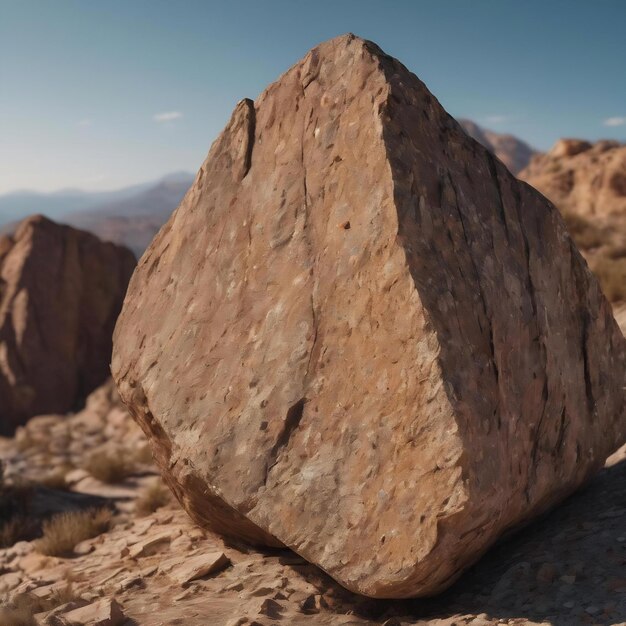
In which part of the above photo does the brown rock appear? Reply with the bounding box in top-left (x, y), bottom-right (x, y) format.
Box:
top-left (61, 598), bottom-right (125, 626)
top-left (519, 139), bottom-right (626, 305)
top-left (0, 215), bottom-right (135, 434)
top-left (112, 34), bottom-right (626, 598)
top-left (160, 551), bottom-right (230, 584)
top-left (520, 139), bottom-right (626, 219)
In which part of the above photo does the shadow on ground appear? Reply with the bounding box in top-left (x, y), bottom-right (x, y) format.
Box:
top-left (279, 458), bottom-right (626, 625)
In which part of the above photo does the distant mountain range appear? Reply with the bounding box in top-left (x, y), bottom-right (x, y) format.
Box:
top-left (0, 172), bottom-right (194, 256)
top-left (458, 119), bottom-right (537, 174)
top-left (0, 120), bottom-right (537, 257)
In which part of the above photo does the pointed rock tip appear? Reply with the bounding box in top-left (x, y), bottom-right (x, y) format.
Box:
top-left (310, 32), bottom-right (386, 56)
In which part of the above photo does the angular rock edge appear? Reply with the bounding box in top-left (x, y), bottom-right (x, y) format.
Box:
top-left (112, 34), bottom-right (626, 598)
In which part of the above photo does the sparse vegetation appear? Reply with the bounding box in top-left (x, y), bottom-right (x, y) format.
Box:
top-left (591, 256), bottom-right (626, 303)
top-left (135, 481), bottom-right (171, 516)
top-left (83, 448), bottom-right (136, 483)
top-left (564, 213), bottom-right (605, 250)
top-left (0, 462), bottom-right (34, 548)
top-left (35, 508), bottom-right (112, 557)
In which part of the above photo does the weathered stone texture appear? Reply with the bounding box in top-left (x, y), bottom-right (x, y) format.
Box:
top-left (112, 35), bottom-right (625, 597)
top-left (0, 215), bottom-right (135, 434)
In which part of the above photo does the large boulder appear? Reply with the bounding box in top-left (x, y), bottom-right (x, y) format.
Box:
top-left (112, 35), bottom-right (626, 598)
top-left (0, 215), bottom-right (135, 434)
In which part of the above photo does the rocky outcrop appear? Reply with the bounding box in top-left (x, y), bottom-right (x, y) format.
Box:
top-left (520, 139), bottom-right (626, 218)
top-left (0, 215), bottom-right (135, 434)
top-left (459, 119), bottom-right (537, 174)
top-left (112, 35), bottom-right (626, 598)
top-left (519, 140), bottom-right (626, 304)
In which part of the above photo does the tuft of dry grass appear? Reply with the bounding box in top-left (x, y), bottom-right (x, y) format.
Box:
top-left (35, 508), bottom-right (112, 557)
top-left (0, 516), bottom-right (27, 548)
top-left (83, 448), bottom-right (136, 483)
top-left (135, 482), bottom-right (171, 517)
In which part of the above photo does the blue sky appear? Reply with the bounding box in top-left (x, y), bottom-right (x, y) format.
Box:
top-left (1, 0), bottom-right (625, 194)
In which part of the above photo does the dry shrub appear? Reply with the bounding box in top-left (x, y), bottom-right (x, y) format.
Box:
top-left (35, 508), bottom-right (112, 557)
top-left (135, 482), bottom-right (171, 517)
top-left (48, 580), bottom-right (82, 607)
top-left (0, 517), bottom-right (26, 548)
top-left (0, 463), bottom-right (34, 548)
top-left (83, 448), bottom-right (135, 483)
top-left (592, 256), bottom-right (626, 302)
top-left (564, 213), bottom-right (605, 250)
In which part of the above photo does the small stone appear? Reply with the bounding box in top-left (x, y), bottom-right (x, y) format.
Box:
top-left (560, 574), bottom-right (576, 584)
top-left (161, 552), bottom-right (230, 585)
top-left (61, 598), bottom-right (125, 626)
top-left (584, 606), bottom-right (600, 615)
top-left (300, 594), bottom-right (328, 614)
top-left (258, 598), bottom-right (283, 619)
top-left (128, 530), bottom-right (174, 558)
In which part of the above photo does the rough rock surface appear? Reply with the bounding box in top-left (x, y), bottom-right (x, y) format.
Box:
top-left (112, 34), bottom-right (626, 598)
top-left (1, 386), bottom-right (625, 624)
top-left (0, 215), bottom-right (135, 435)
top-left (519, 139), bottom-right (626, 304)
top-left (520, 139), bottom-right (626, 219)
top-left (459, 119), bottom-right (537, 174)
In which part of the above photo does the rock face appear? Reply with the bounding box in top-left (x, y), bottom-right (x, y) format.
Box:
top-left (112, 35), bottom-right (626, 598)
top-left (520, 139), bottom-right (626, 218)
top-left (0, 215), bottom-right (135, 435)
top-left (519, 140), bottom-right (626, 304)
top-left (459, 119), bottom-right (537, 174)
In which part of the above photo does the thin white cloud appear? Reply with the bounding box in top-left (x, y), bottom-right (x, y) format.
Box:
top-left (603, 116), bottom-right (626, 127)
top-left (153, 111), bottom-right (183, 122)
top-left (77, 119), bottom-right (93, 127)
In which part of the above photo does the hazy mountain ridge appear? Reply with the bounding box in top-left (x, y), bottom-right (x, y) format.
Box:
top-left (459, 119), bottom-right (538, 174)
top-left (0, 172), bottom-right (194, 256)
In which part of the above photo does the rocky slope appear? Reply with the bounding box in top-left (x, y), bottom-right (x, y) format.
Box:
top-left (458, 119), bottom-right (537, 174)
top-left (0, 215), bottom-right (136, 435)
top-left (1, 380), bottom-right (624, 625)
top-left (519, 139), bottom-right (626, 304)
top-left (112, 34), bottom-right (626, 599)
